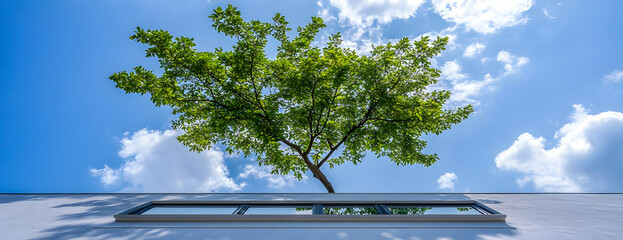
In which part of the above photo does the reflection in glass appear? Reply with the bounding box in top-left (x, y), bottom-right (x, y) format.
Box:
top-left (323, 206), bottom-right (379, 215)
top-left (141, 205), bottom-right (238, 215)
top-left (389, 207), bottom-right (432, 215)
top-left (244, 205), bottom-right (313, 215)
top-left (387, 205), bottom-right (482, 215)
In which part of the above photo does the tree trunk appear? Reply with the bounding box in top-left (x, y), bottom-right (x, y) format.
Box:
top-left (300, 155), bottom-right (335, 193)
top-left (311, 168), bottom-right (335, 193)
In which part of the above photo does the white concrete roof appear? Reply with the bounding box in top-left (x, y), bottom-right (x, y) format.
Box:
top-left (1, 193), bottom-right (621, 239)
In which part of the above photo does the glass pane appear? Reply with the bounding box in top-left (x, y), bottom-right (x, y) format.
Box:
top-left (387, 205), bottom-right (483, 215)
top-left (323, 205), bottom-right (379, 215)
top-left (141, 205), bottom-right (239, 215)
top-left (244, 205), bottom-right (313, 215)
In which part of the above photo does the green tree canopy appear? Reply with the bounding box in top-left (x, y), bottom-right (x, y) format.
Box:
top-left (110, 5), bottom-right (473, 193)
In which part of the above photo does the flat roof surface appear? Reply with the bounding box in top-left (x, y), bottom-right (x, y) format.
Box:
top-left (1, 193), bottom-right (622, 239)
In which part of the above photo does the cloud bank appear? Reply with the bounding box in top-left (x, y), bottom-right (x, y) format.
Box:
top-left (432, 0), bottom-right (534, 34)
top-left (328, 0), bottom-right (425, 26)
top-left (90, 129), bottom-right (242, 192)
top-left (496, 105), bottom-right (623, 192)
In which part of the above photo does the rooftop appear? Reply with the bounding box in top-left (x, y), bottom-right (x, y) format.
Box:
top-left (1, 193), bottom-right (621, 239)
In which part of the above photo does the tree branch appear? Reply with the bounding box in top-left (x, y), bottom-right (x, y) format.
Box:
top-left (369, 118), bottom-right (413, 123)
top-left (317, 71), bottom-right (405, 168)
top-left (304, 79), bottom-right (317, 155)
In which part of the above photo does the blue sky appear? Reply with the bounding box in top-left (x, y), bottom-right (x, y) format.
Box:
top-left (1, 0), bottom-right (623, 193)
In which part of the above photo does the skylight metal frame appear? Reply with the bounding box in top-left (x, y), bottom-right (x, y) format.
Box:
top-left (114, 200), bottom-right (505, 222)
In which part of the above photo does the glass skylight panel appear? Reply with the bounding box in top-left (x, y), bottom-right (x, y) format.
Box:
top-left (386, 205), bottom-right (483, 215)
top-left (322, 205), bottom-right (379, 215)
top-left (243, 205), bottom-right (313, 215)
top-left (141, 205), bottom-right (238, 215)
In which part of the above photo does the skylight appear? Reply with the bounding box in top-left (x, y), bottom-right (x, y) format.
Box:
top-left (115, 200), bottom-right (505, 222)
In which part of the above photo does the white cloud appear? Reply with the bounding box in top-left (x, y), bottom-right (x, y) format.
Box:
top-left (317, 1), bottom-right (337, 23)
top-left (328, 0), bottom-right (425, 27)
top-left (432, 0), bottom-right (533, 34)
top-left (435, 51), bottom-right (528, 106)
top-left (437, 172), bottom-right (458, 191)
top-left (418, 26), bottom-right (459, 50)
top-left (90, 128), bottom-right (242, 192)
top-left (337, 232), bottom-right (348, 239)
top-left (437, 60), bottom-right (494, 106)
top-left (542, 8), bottom-right (555, 19)
top-left (317, 8), bottom-right (337, 22)
top-left (449, 73), bottom-right (496, 106)
top-left (496, 105), bottom-right (623, 192)
top-left (496, 51), bottom-right (513, 63)
top-left (440, 60), bottom-right (468, 81)
top-left (317, 0), bottom-right (427, 54)
top-left (340, 34), bottom-right (380, 54)
top-left (463, 43), bottom-right (486, 58)
top-left (604, 70), bottom-right (623, 83)
top-left (239, 164), bottom-right (304, 189)
top-left (381, 232), bottom-right (403, 240)
top-left (497, 50), bottom-right (529, 76)
top-left (90, 165), bottom-right (120, 185)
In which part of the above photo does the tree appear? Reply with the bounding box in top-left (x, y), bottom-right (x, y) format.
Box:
top-left (110, 5), bottom-right (473, 193)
